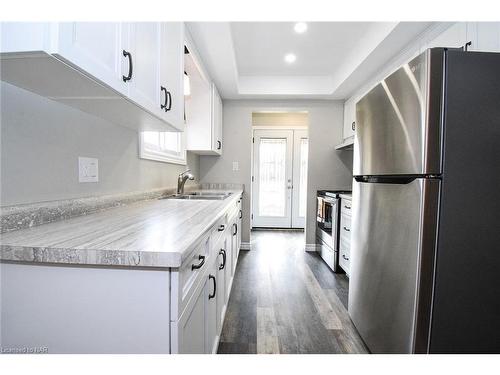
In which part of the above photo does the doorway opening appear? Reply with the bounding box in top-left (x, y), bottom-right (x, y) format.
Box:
top-left (250, 111), bottom-right (309, 230)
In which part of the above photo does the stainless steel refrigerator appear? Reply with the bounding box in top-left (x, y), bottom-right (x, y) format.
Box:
top-left (348, 48), bottom-right (500, 353)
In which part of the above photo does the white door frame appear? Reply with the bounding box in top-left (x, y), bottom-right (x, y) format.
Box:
top-left (291, 130), bottom-right (308, 228)
top-left (251, 128), bottom-right (308, 229)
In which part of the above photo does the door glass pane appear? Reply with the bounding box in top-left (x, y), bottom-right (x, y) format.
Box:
top-left (259, 138), bottom-right (287, 217)
top-left (299, 138), bottom-right (309, 217)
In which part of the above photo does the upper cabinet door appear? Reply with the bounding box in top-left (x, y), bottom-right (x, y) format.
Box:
top-left (159, 23), bottom-right (185, 131)
top-left (343, 98), bottom-right (356, 141)
top-left (212, 83), bottom-right (223, 154)
top-left (126, 22), bottom-right (161, 115)
top-left (56, 22), bottom-right (129, 95)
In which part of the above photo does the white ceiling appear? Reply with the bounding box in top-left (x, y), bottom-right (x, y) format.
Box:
top-left (231, 22), bottom-right (386, 76)
top-left (186, 22), bottom-right (436, 100)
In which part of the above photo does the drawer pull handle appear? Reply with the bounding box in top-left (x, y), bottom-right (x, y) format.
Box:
top-left (343, 226), bottom-right (350, 232)
top-left (191, 255), bottom-right (206, 270)
top-left (233, 223), bottom-right (238, 236)
top-left (344, 205), bottom-right (351, 210)
top-left (218, 224), bottom-right (225, 232)
top-left (239, 210), bottom-right (242, 219)
top-left (219, 249), bottom-right (226, 270)
top-left (342, 254), bottom-right (350, 261)
top-left (208, 275), bottom-right (216, 299)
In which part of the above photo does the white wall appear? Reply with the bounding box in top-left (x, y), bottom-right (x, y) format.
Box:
top-left (0, 82), bottom-right (199, 206)
top-left (199, 100), bottom-right (353, 245)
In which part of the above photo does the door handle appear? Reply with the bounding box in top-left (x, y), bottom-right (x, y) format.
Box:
top-left (233, 223), bottom-right (238, 236)
top-left (122, 50), bottom-right (133, 82)
top-left (208, 275), bottom-right (216, 299)
top-left (191, 255), bottom-right (205, 270)
top-left (218, 224), bottom-right (225, 232)
top-left (342, 254), bottom-right (349, 261)
top-left (166, 91), bottom-right (172, 111)
top-left (351, 121), bottom-right (356, 131)
top-left (160, 86), bottom-right (168, 110)
top-left (217, 140), bottom-right (222, 150)
top-left (219, 249), bottom-right (226, 270)
top-left (343, 226), bottom-right (350, 232)
top-left (239, 210), bottom-right (242, 219)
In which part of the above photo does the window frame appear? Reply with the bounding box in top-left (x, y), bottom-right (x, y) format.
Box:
top-left (139, 131), bottom-right (187, 165)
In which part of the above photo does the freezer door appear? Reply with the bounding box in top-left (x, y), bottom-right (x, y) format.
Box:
top-left (353, 49), bottom-right (444, 176)
top-left (348, 178), bottom-right (440, 353)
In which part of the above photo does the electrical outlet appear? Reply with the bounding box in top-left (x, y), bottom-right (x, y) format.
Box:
top-left (232, 161), bottom-right (239, 171)
top-left (78, 157), bottom-right (98, 183)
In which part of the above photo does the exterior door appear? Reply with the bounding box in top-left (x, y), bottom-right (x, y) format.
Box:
top-left (252, 130), bottom-right (293, 227)
top-left (252, 129), bottom-right (308, 228)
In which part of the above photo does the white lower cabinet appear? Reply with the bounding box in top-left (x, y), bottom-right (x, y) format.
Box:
top-left (205, 259), bottom-right (219, 354)
top-left (171, 194), bottom-right (242, 354)
top-left (174, 276), bottom-right (207, 354)
top-left (339, 196), bottom-right (352, 277)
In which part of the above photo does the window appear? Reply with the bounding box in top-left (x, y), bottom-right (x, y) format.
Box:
top-left (139, 131), bottom-right (186, 164)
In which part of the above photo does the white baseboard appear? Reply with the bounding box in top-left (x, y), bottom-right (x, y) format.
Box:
top-left (305, 243), bottom-right (317, 252)
top-left (240, 242), bottom-right (251, 250)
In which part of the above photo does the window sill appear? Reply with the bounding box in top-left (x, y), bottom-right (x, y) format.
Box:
top-left (139, 149), bottom-right (187, 165)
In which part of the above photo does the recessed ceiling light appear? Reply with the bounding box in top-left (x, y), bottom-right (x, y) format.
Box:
top-left (294, 22), bottom-right (308, 34)
top-left (284, 53), bottom-right (296, 64)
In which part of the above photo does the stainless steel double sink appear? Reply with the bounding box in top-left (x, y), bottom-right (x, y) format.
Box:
top-left (161, 191), bottom-right (233, 200)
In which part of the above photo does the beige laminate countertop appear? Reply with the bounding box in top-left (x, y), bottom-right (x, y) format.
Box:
top-left (0, 190), bottom-right (242, 269)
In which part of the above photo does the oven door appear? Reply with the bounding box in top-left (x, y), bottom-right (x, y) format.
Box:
top-left (316, 196), bottom-right (336, 249)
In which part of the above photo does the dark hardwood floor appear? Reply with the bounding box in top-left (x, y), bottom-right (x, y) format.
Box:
top-left (218, 230), bottom-right (368, 354)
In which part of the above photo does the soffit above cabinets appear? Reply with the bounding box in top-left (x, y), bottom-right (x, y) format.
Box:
top-left (186, 21), bottom-right (436, 100)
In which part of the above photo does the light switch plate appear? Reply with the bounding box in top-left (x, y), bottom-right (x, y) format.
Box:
top-left (78, 157), bottom-right (98, 183)
top-left (232, 161), bottom-right (239, 171)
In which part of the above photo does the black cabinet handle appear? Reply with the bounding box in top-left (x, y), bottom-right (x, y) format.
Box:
top-left (343, 226), bottom-right (350, 232)
top-left (351, 121), bottom-right (356, 131)
top-left (219, 249), bottom-right (226, 270)
top-left (166, 91), bottom-right (172, 111)
top-left (217, 140), bottom-right (221, 150)
top-left (218, 224), bottom-right (225, 232)
top-left (239, 210), bottom-right (242, 219)
top-left (233, 223), bottom-right (238, 236)
top-left (191, 255), bottom-right (205, 270)
top-left (342, 254), bottom-right (349, 261)
top-left (160, 86), bottom-right (168, 110)
top-left (208, 275), bottom-right (216, 299)
top-left (122, 50), bottom-right (133, 82)
top-left (344, 205), bottom-right (351, 210)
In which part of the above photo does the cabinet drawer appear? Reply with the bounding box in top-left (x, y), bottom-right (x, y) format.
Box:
top-left (340, 213), bottom-right (352, 249)
top-left (341, 199), bottom-right (352, 216)
top-left (210, 215), bottom-right (227, 252)
top-left (339, 247), bottom-right (350, 276)
top-left (173, 235), bottom-right (211, 319)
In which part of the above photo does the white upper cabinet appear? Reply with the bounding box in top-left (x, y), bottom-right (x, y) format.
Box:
top-left (159, 23), bottom-right (185, 131)
top-left (468, 22), bottom-right (500, 52)
top-left (335, 96), bottom-right (357, 150)
top-left (343, 97), bottom-right (356, 142)
top-left (0, 22), bottom-right (184, 132)
top-left (126, 22), bottom-right (161, 115)
top-left (184, 31), bottom-right (223, 155)
top-left (424, 23), bottom-right (468, 50)
top-left (56, 22), bottom-right (129, 96)
top-left (211, 83), bottom-right (223, 155)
